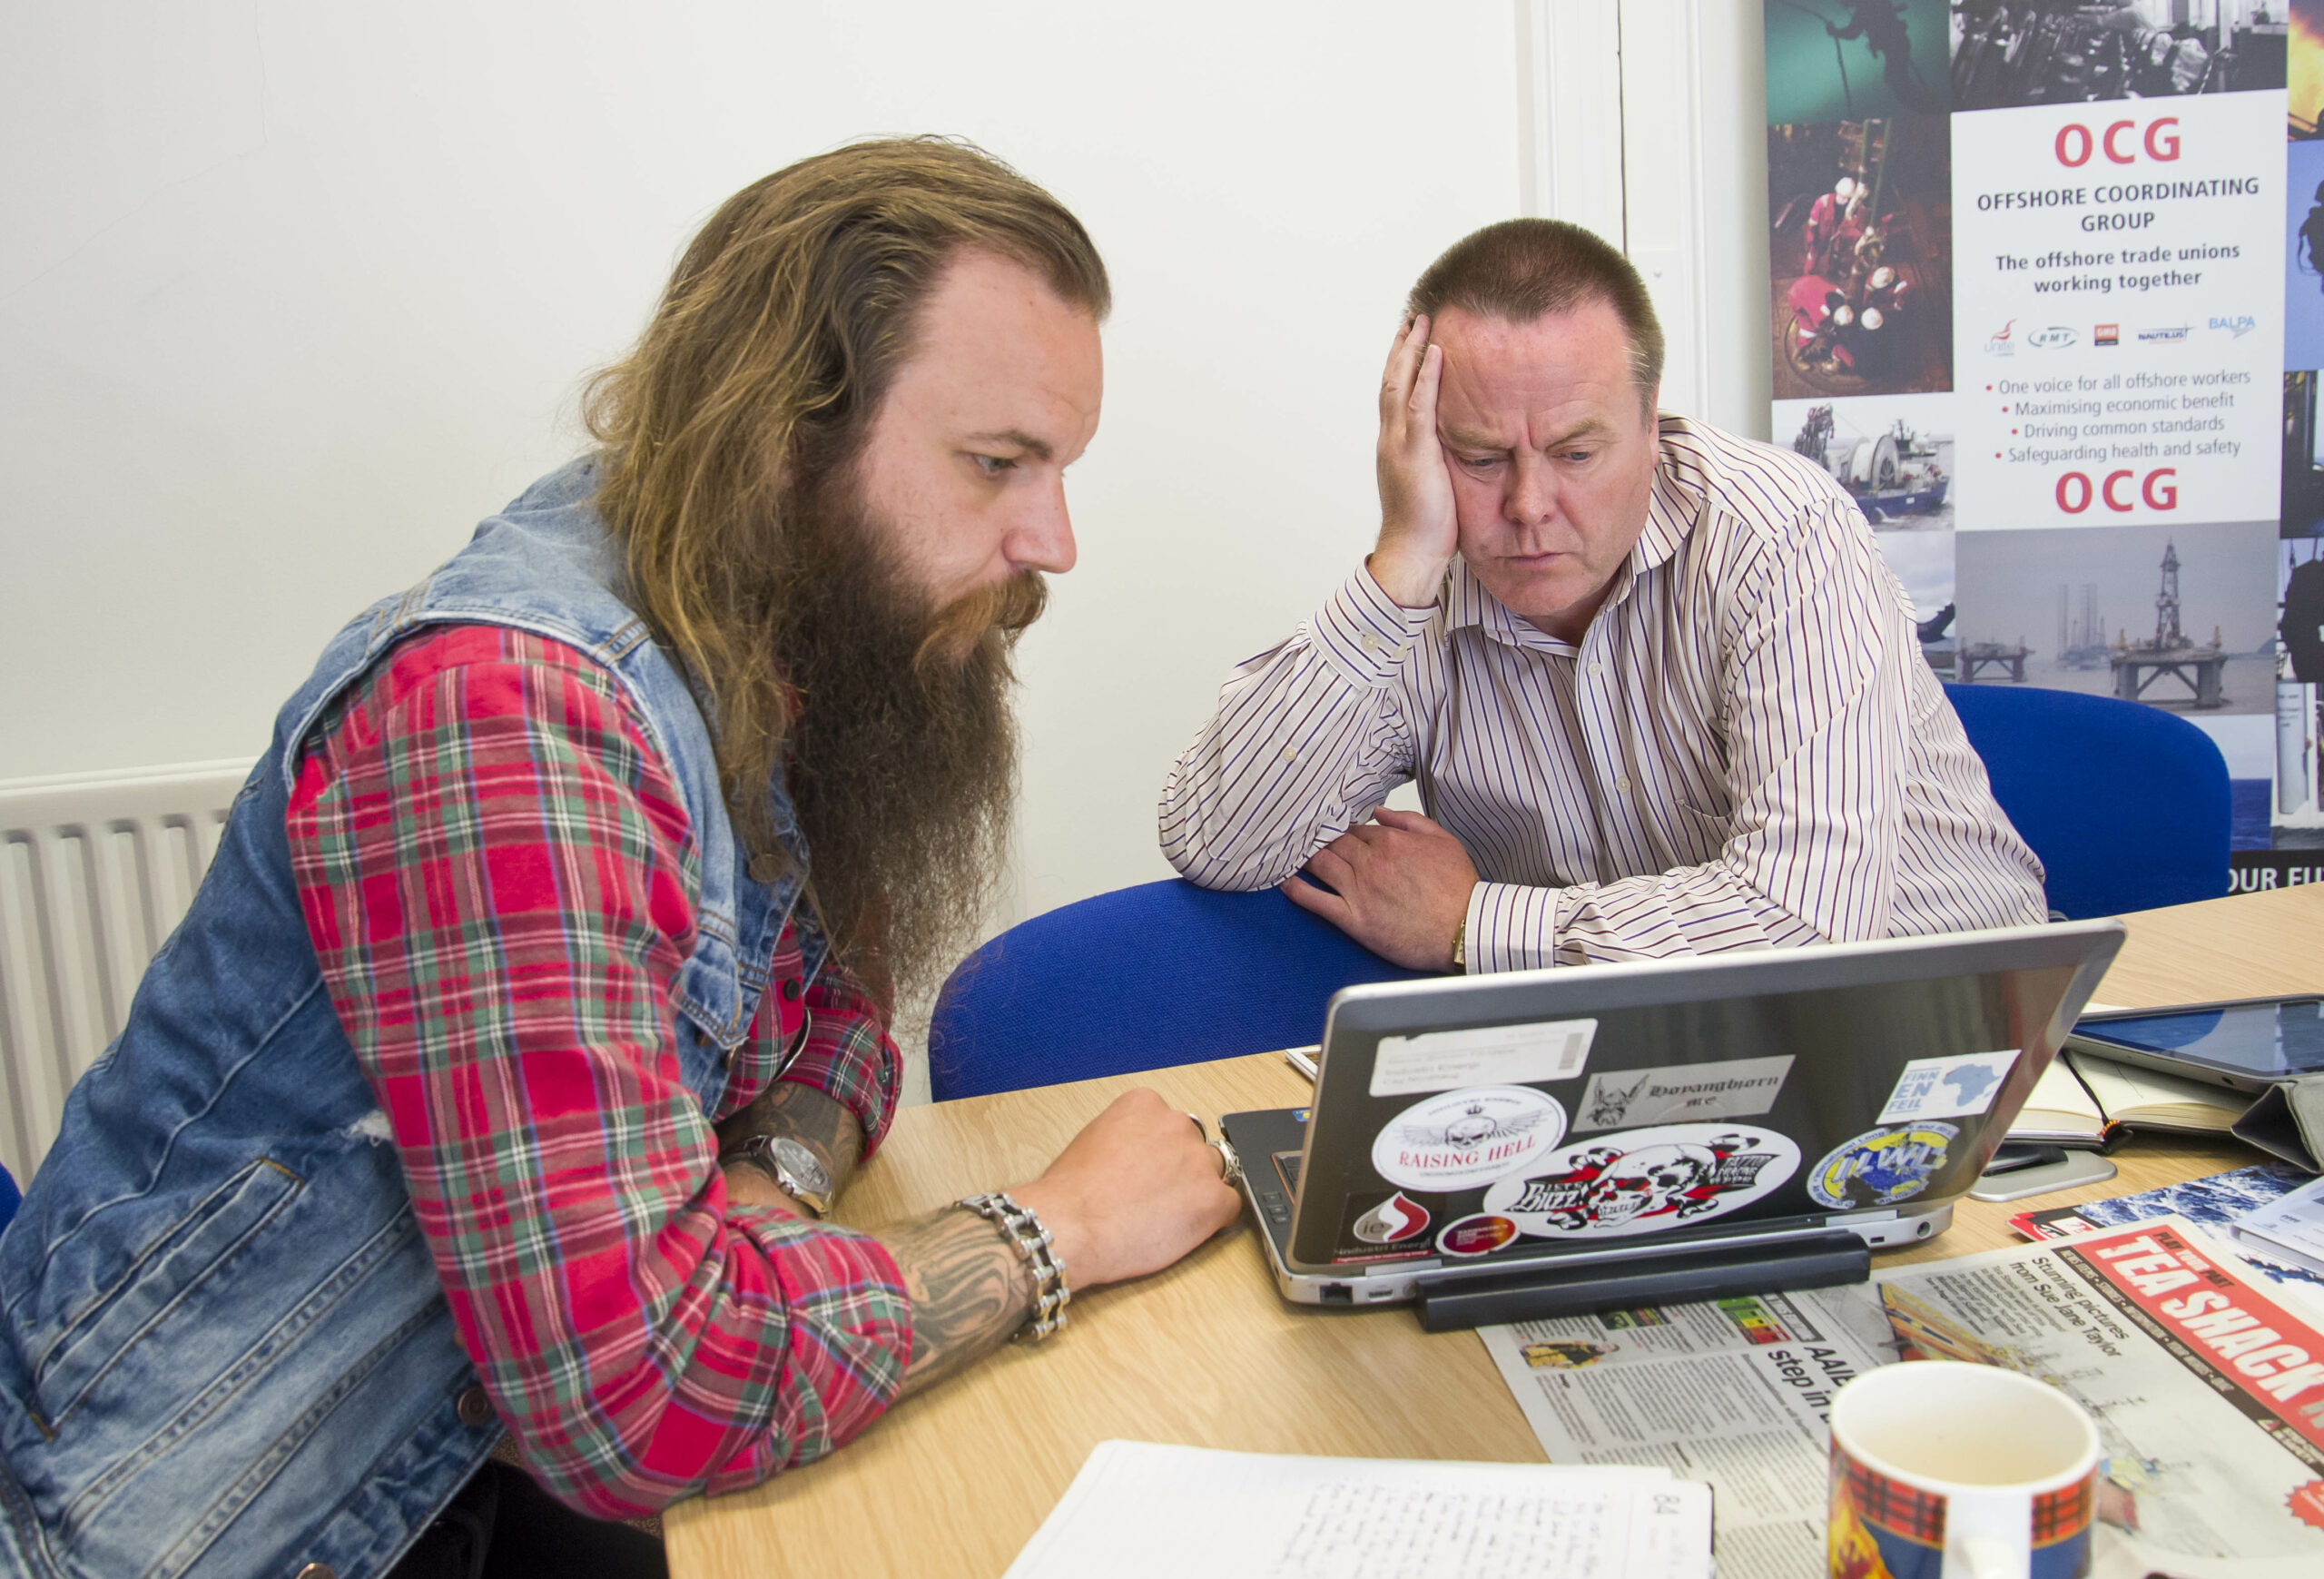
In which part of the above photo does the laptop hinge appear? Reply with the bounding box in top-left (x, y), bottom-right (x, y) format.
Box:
top-left (1411, 1229), bottom-right (1870, 1333)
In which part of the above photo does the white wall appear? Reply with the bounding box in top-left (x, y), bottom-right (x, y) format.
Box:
top-left (2, 1), bottom-right (1771, 931)
top-left (0, 0), bottom-right (1521, 929)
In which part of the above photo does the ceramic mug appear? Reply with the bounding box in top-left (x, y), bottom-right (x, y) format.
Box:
top-left (1827, 1360), bottom-right (2101, 1579)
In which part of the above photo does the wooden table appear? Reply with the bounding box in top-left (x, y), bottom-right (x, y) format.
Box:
top-left (666, 884), bottom-right (2324, 1579)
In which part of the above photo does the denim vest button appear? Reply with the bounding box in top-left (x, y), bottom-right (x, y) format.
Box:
top-left (456, 1386), bottom-right (496, 1427)
top-left (296, 1564), bottom-right (337, 1579)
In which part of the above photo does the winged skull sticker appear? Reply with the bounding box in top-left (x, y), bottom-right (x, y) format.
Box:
top-left (1370, 1085), bottom-right (1570, 1193)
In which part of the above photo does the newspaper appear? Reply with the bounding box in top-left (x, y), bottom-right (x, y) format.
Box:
top-left (1482, 1217), bottom-right (2324, 1579)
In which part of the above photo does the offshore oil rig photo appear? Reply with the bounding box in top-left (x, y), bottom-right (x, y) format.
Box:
top-left (2111, 540), bottom-right (2230, 709)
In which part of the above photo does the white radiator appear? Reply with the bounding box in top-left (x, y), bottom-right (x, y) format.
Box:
top-left (0, 761), bottom-right (251, 1183)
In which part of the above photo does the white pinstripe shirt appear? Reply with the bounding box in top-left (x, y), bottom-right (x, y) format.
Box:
top-left (1159, 416), bottom-right (2046, 971)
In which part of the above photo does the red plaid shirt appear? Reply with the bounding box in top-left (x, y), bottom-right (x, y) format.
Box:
top-left (285, 624), bottom-right (911, 1518)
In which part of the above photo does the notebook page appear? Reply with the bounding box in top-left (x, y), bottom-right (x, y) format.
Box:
top-left (1003, 1440), bottom-right (1709, 1579)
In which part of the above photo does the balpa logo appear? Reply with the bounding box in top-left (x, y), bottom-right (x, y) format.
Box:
top-left (2210, 314), bottom-right (2257, 338)
top-left (1984, 319), bottom-right (2016, 356)
top-left (2137, 325), bottom-right (2191, 345)
top-left (2028, 326), bottom-right (2078, 349)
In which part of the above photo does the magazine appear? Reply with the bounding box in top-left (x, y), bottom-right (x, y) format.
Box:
top-left (1482, 1217), bottom-right (2324, 1578)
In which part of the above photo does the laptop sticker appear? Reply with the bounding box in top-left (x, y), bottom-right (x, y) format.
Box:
top-left (1876, 1051), bottom-right (2021, 1123)
top-left (1368, 1018), bottom-right (1598, 1099)
top-left (1436, 1213), bottom-right (1520, 1258)
top-left (1572, 1056), bottom-right (1794, 1131)
top-left (1807, 1122), bottom-right (1961, 1209)
top-left (1351, 1191), bottom-right (1431, 1245)
top-left (1371, 1085), bottom-right (1569, 1192)
top-left (1479, 1123), bottom-right (1800, 1239)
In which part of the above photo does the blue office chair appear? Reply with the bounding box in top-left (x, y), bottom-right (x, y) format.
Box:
top-left (1945, 683), bottom-right (2229, 920)
top-left (929, 879), bottom-right (1433, 1100)
top-left (0, 1162), bottom-right (18, 1236)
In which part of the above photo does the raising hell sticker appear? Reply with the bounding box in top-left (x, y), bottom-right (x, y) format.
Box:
top-left (1370, 1085), bottom-right (1569, 1193)
top-left (1480, 1123), bottom-right (1800, 1239)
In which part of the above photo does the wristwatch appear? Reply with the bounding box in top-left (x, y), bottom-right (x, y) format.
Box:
top-left (728, 1134), bottom-right (833, 1217)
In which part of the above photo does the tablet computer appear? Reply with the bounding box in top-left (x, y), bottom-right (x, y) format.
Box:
top-left (2068, 996), bottom-right (2324, 1095)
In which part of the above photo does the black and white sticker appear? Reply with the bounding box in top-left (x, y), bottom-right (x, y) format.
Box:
top-left (1877, 1051), bottom-right (2021, 1123)
top-left (1572, 1055), bottom-right (1793, 1131)
top-left (1370, 1085), bottom-right (1569, 1193)
top-left (1479, 1123), bottom-right (1801, 1239)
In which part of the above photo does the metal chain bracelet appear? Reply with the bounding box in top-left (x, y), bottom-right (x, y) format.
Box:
top-left (956, 1190), bottom-right (1071, 1341)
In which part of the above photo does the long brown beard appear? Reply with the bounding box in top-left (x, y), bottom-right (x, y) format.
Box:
top-left (770, 478), bottom-right (1044, 1006)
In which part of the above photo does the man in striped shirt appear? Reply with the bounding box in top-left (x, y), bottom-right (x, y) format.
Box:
top-left (1160, 219), bottom-right (2043, 972)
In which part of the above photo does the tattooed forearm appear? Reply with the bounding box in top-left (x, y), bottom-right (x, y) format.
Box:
top-left (716, 1081), bottom-right (864, 1201)
top-left (880, 1208), bottom-right (1035, 1396)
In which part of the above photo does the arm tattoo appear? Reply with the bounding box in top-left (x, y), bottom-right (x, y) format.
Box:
top-left (715, 1081), bottom-right (864, 1202)
top-left (881, 1208), bottom-right (1035, 1396)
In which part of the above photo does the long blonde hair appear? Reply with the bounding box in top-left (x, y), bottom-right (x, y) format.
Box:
top-left (583, 138), bottom-right (1109, 865)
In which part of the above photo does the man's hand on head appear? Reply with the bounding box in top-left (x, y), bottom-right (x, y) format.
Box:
top-left (1368, 315), bottom-right (1462, 608)
top-left (1281, 808), bottom-right (1479, 972)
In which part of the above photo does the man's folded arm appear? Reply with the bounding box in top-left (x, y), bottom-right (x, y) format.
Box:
top-left (1468, 502), bottom-right (1910, 971)
top-left (287, 636), bottom-right (911, 1520)
top-left (1159, 563), bottom-right (1435, 889)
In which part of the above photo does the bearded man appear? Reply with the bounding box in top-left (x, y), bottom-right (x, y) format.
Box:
top-left (0, 140), bottom-right (1236, 1579)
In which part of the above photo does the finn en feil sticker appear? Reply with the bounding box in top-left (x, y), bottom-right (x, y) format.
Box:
top-left (1367, 1018), bottom-right (1598, 1098)
top-left (1572, 1055), bottom-right (1793, 1132)
top-left (1479, 1123), bottom-right (1801, 1239)
top-left (1876, 1050), bottom-right (2021, 1124)
top-left (1808, 1122), bottom-right (1960, 1210)
top-left (1370, 1085), bottom-right (1569, 1193)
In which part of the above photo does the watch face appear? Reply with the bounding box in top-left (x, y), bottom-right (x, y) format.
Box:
top-left (772, 1137), bottom-right (832, 1195)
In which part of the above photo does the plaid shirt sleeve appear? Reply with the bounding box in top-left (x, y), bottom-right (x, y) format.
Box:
top-left (285, 624), bottom-right (911, 1518)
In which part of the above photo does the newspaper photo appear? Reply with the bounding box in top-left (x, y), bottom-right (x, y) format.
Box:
top-left (1482, 1217), bottom-right (2324, 1579)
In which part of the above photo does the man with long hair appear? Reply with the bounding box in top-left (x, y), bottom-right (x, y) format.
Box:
top-left (0, 140), bottom-right (1236, 1579)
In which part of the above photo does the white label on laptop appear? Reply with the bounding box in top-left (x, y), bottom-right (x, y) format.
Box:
top-left (1367, 1019), bottom-right (1599, 1099)
top-left (1572, 1056), bottom-right (1794, 1131)
top-left (1876, 1050), bottom-right (2022, 1123)
top-left (1371, 1086), bottom-right (1569, 1192)
top-left (1481, 1123), bottom-right (1800, 1239)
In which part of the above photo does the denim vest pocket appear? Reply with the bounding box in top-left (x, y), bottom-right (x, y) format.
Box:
top-left (30, 1159), bottom-right (304, 1433)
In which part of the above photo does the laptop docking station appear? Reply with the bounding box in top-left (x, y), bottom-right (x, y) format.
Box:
top-left (1411, 1229), bottom-right (1872, 1333)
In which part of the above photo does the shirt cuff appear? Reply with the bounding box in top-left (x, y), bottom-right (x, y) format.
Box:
top-left (781, 973), bottom-right (902, 1159)
top-left (1466, 882), bottom-right (1563, 974)
top-left (1305, 563), bottom-right (1438, 690)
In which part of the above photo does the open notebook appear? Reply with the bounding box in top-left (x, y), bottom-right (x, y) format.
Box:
top-left (2008, 1048), bottom-right (2247, 1147)
top-left (1004, 1441), bottom-right (1711, 1579)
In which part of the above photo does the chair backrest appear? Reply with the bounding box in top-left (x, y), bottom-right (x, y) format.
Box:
top-left (0, 1161), bottom-right (18, 1236)
top-left (928, 879), bottom-right (1432, 1100)
top-left (1944, 683), bottom-right (2229, 920)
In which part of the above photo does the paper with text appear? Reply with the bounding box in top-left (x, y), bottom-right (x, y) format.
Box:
top-left (1002, 1440), bottom-right (1710, 1579)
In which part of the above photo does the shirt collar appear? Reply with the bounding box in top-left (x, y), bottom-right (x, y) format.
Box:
top-left (1445, 413), bottom-right (1708, 649)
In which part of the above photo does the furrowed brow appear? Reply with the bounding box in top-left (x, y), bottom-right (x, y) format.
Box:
top-left (1438, 426), bottom-right (1510, 452)
top-left (967, 429), bottom-right (1053, 461)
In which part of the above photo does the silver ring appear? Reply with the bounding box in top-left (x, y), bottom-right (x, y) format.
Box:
top-left (1187, 1111), bottom-right (1207, 1141)
top-left (1209, 1137), bottom-right (1244, 1189)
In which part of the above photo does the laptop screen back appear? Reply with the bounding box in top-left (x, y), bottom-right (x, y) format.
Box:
top-left (1286, 923), bottom-right (2122, 1273)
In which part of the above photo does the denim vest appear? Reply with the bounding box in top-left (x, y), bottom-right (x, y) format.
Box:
top-left (0, 459), bottom-right (816, 1579)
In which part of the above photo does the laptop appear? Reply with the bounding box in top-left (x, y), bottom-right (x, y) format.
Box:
top-left (1221, 919), bottom-right (2124, 1330)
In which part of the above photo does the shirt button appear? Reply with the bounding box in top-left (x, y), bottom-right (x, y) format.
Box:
top-left (1587, 662), bottom-right (1605, 677)
top-left (455, 1386), bottom-right (496, 1428)
top-left (297, 1564), bottom-right (338, 1579)
top-left (1615, 775), bottom-right (1632, 794)
top-left (1280, 745), bottom-right (1297, 762)
top-left (781, 978), bottom-right (803, 1002)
